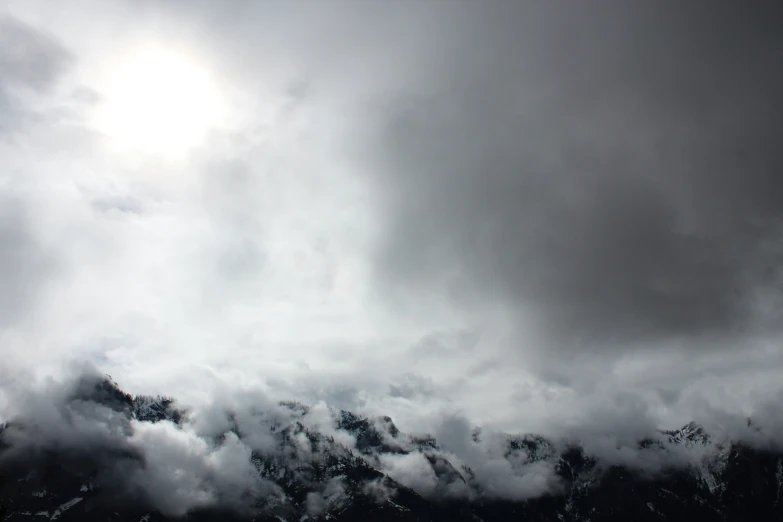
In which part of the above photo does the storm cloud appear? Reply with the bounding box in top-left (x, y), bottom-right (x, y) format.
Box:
top-left (0, 0), bottom-right (782, 495)
top-left (362, 2), bottom-right (783, 354)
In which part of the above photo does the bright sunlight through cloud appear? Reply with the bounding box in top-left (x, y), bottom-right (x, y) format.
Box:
top-left (93, 48), bottom-right (222, 158)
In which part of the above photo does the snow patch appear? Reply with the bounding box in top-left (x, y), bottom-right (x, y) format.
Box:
top-left (50, 497), bottom-right (82, 520)
top-left (387, 499), bottom-right (410, 512)
top-left (647, 502), bottom-right (664, 517)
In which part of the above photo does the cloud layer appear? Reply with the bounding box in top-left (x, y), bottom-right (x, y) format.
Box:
top-left (3, 371), bottom-right (783, 518)
top-left (0, 0), bottom-right (782, 460)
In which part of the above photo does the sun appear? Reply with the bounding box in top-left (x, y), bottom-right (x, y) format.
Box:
top-left (94, 48), bottom-right (222, 158)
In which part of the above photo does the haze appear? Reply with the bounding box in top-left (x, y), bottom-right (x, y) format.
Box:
top-left (1, 0), bottom-right (782, 442)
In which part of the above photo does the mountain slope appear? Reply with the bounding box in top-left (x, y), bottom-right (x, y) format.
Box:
top-left (1, 377), bottom-right (782, 521)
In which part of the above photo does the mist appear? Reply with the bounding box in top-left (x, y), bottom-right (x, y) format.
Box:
top-left (1, 0), bottom-right (782, 517)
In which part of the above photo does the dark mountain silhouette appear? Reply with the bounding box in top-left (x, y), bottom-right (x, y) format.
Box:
top-left (1, 377), bottom-right (782, 521)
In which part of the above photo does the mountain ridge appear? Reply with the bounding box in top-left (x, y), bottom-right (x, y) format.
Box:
top-left (1, 376), bottom-right (782, 521)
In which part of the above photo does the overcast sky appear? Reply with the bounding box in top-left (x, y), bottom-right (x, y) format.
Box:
top-left (1, 0), bottom-right (783, 438)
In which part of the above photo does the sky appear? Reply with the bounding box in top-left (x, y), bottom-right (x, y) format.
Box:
top-left (1, 0), bottom-right (783, 444)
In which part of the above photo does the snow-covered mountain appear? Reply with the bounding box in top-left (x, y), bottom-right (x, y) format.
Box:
top-left (1, 377), bottom-right (782, 521)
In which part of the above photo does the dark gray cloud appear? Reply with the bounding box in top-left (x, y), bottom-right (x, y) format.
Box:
top-left (363, 2), bottom-right (783, 351)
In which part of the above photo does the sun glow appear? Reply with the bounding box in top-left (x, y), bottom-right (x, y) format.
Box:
top-left (94, 48), bottom-right (222, 158)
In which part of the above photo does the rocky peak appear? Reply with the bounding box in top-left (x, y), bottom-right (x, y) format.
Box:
top-left (132, 395), bottom-right (183, 424)
top-left (665, 421), bottom-right (711, 447)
